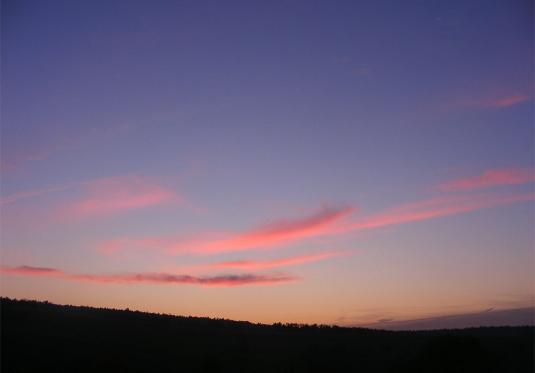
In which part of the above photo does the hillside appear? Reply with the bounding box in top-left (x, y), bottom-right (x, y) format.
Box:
top-left (1, 298), bottom-right (533, 372)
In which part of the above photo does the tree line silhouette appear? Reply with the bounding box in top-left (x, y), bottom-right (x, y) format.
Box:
top-left (1, 297), bottom-right (533, 372)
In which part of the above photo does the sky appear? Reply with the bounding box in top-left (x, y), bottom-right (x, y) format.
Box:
top-left (1, 0), bottom-right (534, 329)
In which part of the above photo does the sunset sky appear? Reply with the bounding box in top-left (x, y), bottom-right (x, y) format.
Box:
top-left (1, 0), bottom-right (533, 329)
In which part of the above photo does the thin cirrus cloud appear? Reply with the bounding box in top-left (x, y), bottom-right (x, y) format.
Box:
top-left (2, 175), bottom-right (180, 220)
top-left (206, 250), bottom-right (349, 270)
top-left (458, 94), bottom-right (530, 109)
top-left (188, 191), bottom-right (535, 251)
top-left (97, 190), bottom-right (534, 256)
top-left (437, 168), bottom-right (535, 192)
top-left (338, 191), bottom-right (535, 233)
top-left (0, 265), bottom-right (296, 287)
top-left (488, 95), bottom-right (530, 108)
top-left (98, 205), bottom-right (355, 255)
top-left (55, 175), bottom-right (180, 220)
top-left (0, 265), bottom-right (63, 276)
top-left (177, 205), bottom-right (355, 254)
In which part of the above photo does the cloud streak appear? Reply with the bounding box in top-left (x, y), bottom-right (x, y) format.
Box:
top-left (488, 95), bottom-right (530, 108)
top-left (177, 205), bottom-right (355, 254)
top-left (207, 250), bottom-right (349, 270)
top-left (438, 168), bottom-right (535, 192)
top-left (335, 191), bottom-right (535, 234)
top-left (58, 175), bottom-right (180, 219)
top-left (98, 190), bottom-right (534, 256)
top-left (2, 175), bottom-right (181, 222)
top-left (0, 265), bottom-right (296, 287)
top-left (98, 205), bottom-right (355, 255)
top-left (456, 94), bottom-right (531, 109)
top-left (0, 265), bottom-right (63, 276)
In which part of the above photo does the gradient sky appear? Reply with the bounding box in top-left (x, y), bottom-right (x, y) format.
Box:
top-left (1, 0), bottom-right (534, 329)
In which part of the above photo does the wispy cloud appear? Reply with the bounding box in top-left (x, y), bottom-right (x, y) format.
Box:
top-left (0, 265), bottom-right (63, 276)
top-left (336, 192), bottom-right (535, 233)
top-left (438, 168), bottom-right (535, 192)
top-left (456, 94), bottom-right (530, 109)
top-left (98, 205), bottom-right (355, 255)
top-left (57, 175), bottom-right (180, 219)
top-left (2, 175), bottom-right (181, 224)
top-left (0, 265), bottom-right (296, 287)
top-left (207, 250), bottom-right (349, 270)
top-left (2, 175), bottom-right (180, 216)
top-left (488, 95), bottom-right (530, 108)
top-left (178, 206), bottom-right (355, 254)
top-left (97, 190), bottom-right (534, 256)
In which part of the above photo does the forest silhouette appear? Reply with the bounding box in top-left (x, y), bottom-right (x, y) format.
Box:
top-left (1, 298), bottom-right (533, 372)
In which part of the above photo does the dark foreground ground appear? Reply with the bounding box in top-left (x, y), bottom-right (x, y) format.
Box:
top-left (1, 298), bottom-right (533, 373)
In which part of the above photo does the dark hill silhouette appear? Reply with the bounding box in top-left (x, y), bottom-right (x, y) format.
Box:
top-left (1, 298), bottom-right (533, 372)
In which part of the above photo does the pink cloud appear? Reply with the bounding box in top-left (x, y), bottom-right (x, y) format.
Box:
top-left (97, 191), bottom-right (534, 257)
top-left (208, 250), bottom-right (348, 270)
top-left (456, 94), bottom-right (531, 110)
top-left (489, 95), bottom-right (530, 108)
top-left (0, 265), bottom-right (296, 287)
top-left (171, 205), bottom-right (355, 254)
top-left (2, 175), bottom-right (181, 225)
top-left (339, 192), bottom-right (535, 233)
top-left (0, 265), bottom-right (63, 276)
top-left (58, 175), bottom-right (180, 219)
top-left (97, 205), bottom-right (355, 255)
top-left (438, 168), bottom-right (535, 192)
